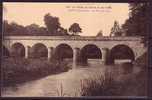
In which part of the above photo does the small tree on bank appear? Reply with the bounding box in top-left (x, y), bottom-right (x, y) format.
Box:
top-left (69, 23), bottom-right (82, 35)
top-left (110, 21), bottom-right (122, 37)
top-left (96, 30), bottom-right (103, 37)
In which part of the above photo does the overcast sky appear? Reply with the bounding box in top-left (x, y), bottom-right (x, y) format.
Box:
top-left (3, 3), bottom-right (130, 36)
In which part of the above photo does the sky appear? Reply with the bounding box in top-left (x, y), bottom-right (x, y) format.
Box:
top-left (3, 3), bottom-right (130, 36)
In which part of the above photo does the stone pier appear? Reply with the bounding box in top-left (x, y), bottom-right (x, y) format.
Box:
top-left (73, 48), bottom-right (80, 69)
top-left (101, 48), bottom-right (108, 65)
top-left (48, 47), bottom-right (54, 61)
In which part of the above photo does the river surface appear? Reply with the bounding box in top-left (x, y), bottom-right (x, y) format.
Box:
top-left (1, 60), bottom-right (141, 97)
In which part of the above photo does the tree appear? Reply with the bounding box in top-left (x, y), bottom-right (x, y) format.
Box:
top-left (122, 3), bottom-right (151, 37)
top-left (3, 20), bottom-right (12, 35)
top-left (96, 30), bottom-right (103, 37)
top-left (110, 21), bottom-right (122, 36)
top-left (3, 20), bottom-right (27, 35)
top-left (44, 13), bottom-right (61, 35)
top-left (39, 27), bottom-right (48, 35)
top-left (3, 21), bottom-right (27, 35)
top-left (57, 27), bottom-right (69, 36)
top-left (25, 24), bottom-right (40, 35)
top-left (4, 13), bottom-right (70, 36)
top-left (69, 23), bottom-right (82, 35)
top-left (25, 24), bottom-right (48, 36)
top-left (122, 3), bottom-right (151, 46)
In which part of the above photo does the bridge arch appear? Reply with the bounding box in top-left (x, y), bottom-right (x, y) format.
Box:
top-left (11, 42), bottom-right (25, 57)
top-left (31, 43), bottom-right (48, 58)
top-left (109, 44), bottom-right (135, 64)
top-left (79, 44), bottom-right (102, 65)
top-left (54, 43), bottom-right (73, 61)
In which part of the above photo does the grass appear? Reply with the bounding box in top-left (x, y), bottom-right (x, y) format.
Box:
top-left (80, 72), bottom-right (123, 96)
top-left (56, 83), bottom-right (69, 97)
top-left (1, 57), bottom-right (71, 87)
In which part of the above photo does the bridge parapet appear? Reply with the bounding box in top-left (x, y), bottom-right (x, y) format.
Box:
top-left (3, 36), bottom-right (144, 41)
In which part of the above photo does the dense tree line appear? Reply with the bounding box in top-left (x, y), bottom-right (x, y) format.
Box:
top-left (110, 3), bottom-right (151, 37)
top-left (3, 13), bottom-right (82, 36)
top-left (3, 20), bottom-right (48, 36)
top-left (122, 3), bottom-right (151, 37)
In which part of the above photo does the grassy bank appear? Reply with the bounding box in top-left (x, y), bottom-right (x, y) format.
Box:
top-left (80, 52), bottom-right (147, 96)
top-left (80, 65), bottom-right (147, 96)
top-left (1, 57), bottom-right (71, 87)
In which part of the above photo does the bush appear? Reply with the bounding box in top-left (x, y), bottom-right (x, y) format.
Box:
top-left (1, 57), bottom-right (70, 87)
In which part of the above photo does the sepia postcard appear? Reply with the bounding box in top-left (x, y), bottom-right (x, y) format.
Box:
top-left (1, 1), bottom-right (151, 99)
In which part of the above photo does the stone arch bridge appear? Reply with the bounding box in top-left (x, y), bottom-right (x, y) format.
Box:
top-left (2, 36), bottom-right (147, 68)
